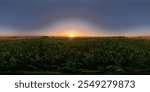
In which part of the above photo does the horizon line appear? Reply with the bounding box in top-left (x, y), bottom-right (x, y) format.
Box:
top-left (0, 35), bottom-right (150, 38)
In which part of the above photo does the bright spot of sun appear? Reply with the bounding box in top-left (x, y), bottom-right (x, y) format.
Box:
top-left (55, 28), bottom-right (86, 37)
top-left (68, 33), bottom-right (76, 38)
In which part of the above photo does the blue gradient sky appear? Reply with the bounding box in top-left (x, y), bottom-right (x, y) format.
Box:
top-left (0, 0), bottom-right (150, 36)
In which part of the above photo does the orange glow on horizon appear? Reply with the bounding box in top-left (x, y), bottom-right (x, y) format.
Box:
top-left (45, 19), bottom-right (114, 37)
top-left (68, 33), bottom-right (76, 38)
top-left (53, 28), bottom-right (90, 37)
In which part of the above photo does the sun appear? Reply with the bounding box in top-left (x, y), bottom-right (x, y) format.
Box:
top-left (56, 28), bottom-right (84, 37)
top-left (68, 33), bottom-right (76, 38)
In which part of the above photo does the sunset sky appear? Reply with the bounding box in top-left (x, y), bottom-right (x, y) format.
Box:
top-left (0, 0), bottom-right (150, 36)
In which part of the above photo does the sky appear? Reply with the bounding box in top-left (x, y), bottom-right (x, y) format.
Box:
top-left (0, 0), bottom-right (150, 36)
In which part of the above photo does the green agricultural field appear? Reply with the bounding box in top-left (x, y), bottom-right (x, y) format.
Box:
top-left (0, 37), bottom-right (150, 75)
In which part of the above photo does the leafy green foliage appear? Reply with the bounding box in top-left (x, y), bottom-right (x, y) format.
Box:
top-left (0, 37), bottom-right (150, 74)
